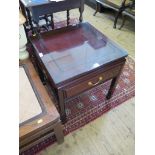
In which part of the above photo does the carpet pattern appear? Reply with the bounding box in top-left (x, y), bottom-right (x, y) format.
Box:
top-left (21, 56), bottom-right (134, 155)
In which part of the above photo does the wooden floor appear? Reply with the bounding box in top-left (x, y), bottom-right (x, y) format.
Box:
top-left (38, 98), bottom-right (135, 155)
top-left (38, 5), bottom-right (135, 155)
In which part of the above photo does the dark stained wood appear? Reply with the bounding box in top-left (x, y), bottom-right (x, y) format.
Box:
top-left (20, 0), bottom-right (85, 33)
top-left (29, 22), bottom-right (128, 122)
top-left (93, 1), bottom-right (101, 16)
top-left (19, 59), bottom-right (64, 152)
top-left (113, 0), bottom-right (135, 29)
top-left (51, 13), bottom-right (54, 29)
top-left (67, 10), bottom-right (70, 26)
top-left (64, 64), bottom-right (122, 98)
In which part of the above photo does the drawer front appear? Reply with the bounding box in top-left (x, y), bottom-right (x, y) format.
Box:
top-left (64, 65), bottom-right (122, 98)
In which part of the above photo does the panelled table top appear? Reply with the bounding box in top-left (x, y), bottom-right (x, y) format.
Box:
top-left (31, 22), bottom-right (128, 84)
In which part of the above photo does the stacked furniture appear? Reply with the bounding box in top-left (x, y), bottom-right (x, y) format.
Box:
top-left (20, 0), bottom-right (128, 124)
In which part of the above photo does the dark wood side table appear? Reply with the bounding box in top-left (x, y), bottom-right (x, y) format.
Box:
top-left (19, 59), bottom-right (64, 153)
top-left (29, 22), bottom-right (128, 123)
top-left (20, 0), bottom-right (85, 34)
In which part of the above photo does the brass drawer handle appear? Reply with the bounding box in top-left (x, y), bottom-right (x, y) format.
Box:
top-left (88, 76), bottom-right (103, 86)
top-left (37, 119), bottom-right (43, 124)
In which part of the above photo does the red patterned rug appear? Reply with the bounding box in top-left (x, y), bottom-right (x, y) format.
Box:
top-left (21, 55), bottom-right (135, 155)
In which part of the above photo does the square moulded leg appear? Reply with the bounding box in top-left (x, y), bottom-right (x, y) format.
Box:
top-left (53, 120), bottom-right (64, 144)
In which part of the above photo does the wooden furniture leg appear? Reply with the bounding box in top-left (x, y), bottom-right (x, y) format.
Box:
top-left (119, 14), bottom-right (126, 30)
top-left (106, 63), bottom-right (125, 99)
top-left (113, 11), bottom-right (122, 28)
top-left (58, 91), bottom-right (67, 123)
top-left (67, 10), bottom-right (70, 26)
top-left (79, 5), bottom-right (84, 22)
top-left (26, 8), bottom-right (35, 34)
top-left (53, 121), bottom-right (64, 144)
top-left (51, 14), bottom-right (54, 29)
top-left (93, 2), bottom-right (100, 16)
top-left (106, 77), bottom-right (119, 99)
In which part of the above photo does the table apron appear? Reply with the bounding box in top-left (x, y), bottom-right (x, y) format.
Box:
top-left (61, 62), bottom-right (124, 99)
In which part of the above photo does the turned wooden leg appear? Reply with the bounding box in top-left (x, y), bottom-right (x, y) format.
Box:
top-left (119, 14), bottom-right (126, 30)
top-left (26, 8), bottom-right (35, 34)
top-left (54, 120), bottom-right (64, 144)
top-left (67, 10), bottom-right (70, 26)
top-left (93, 2), bottom-right (100, 16)
top-left (51, 13), bottom-right (54, 29)
top-left (79, 5), bottom-right (84, 22)
top-left (113, 11), bottom-right (120, 29)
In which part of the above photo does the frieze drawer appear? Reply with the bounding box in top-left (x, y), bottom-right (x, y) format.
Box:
top-left (64, 65), bottom-right (122, 98)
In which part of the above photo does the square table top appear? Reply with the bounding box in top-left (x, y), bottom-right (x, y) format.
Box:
top-left (31, 22), bottom-right (128, 84)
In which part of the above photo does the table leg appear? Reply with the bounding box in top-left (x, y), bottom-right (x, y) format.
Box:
top-left (106, 77), bottom-right (118, 99)
top-left (106, 64), bottom-right (125, 99)
top-left (93, 2), bottom-right (100, 16)
top-left (119, 14), bottom-right (126, 30)
top-left (58, 91), bottom-right (67, 123)
top-left (79, 6), bottom-right (84, 22)
top-left (26, 8), bottom-right (35, 34)
top-left (53, 120), bottom-right (64, 144)
top-left (51, 14), bottom-right (54, 29)
top-left (113, 11), bottom-right (121, 29)
top-left (67, 10), bottom-right (70, 26)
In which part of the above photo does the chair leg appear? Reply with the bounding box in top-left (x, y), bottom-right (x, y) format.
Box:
top-left (93, 2), bottom-right (100, 16)
top-left (113, 11), bottom-right (120, 29)
top-left (119, 14), bottom-right (126, 30)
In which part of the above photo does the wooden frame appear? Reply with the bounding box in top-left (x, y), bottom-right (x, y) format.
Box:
top-left (19, 59), bottom-right (64, 153)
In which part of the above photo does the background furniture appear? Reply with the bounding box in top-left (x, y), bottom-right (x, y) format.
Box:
top-left (19, 0), bottom-right (84, 35)
top-left (29, 22), bottom-right (128, 123)
top-left (19, 11), bottom-right (29, 60)
top-left (19, 59), bottom-right (64, 153)
top-left (93, 0), bottom-right (123, 16)
top-left (118, 0), bottom-right (135, 29)
top-left (93, 0), bottom-right (135, 29)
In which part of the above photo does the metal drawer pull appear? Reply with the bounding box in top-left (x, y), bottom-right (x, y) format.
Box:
top-left (37, 119), bottom-right (43, 124)
top-left (88, 76), bottom-right (103, 86)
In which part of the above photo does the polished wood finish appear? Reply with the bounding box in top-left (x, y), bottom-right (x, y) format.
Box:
top-left (20, 0), bottom-right (85, 34)
top-left (29, 22), bottom-right (128, 122)
top-left (19, 59), bottom-right (64, 153)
